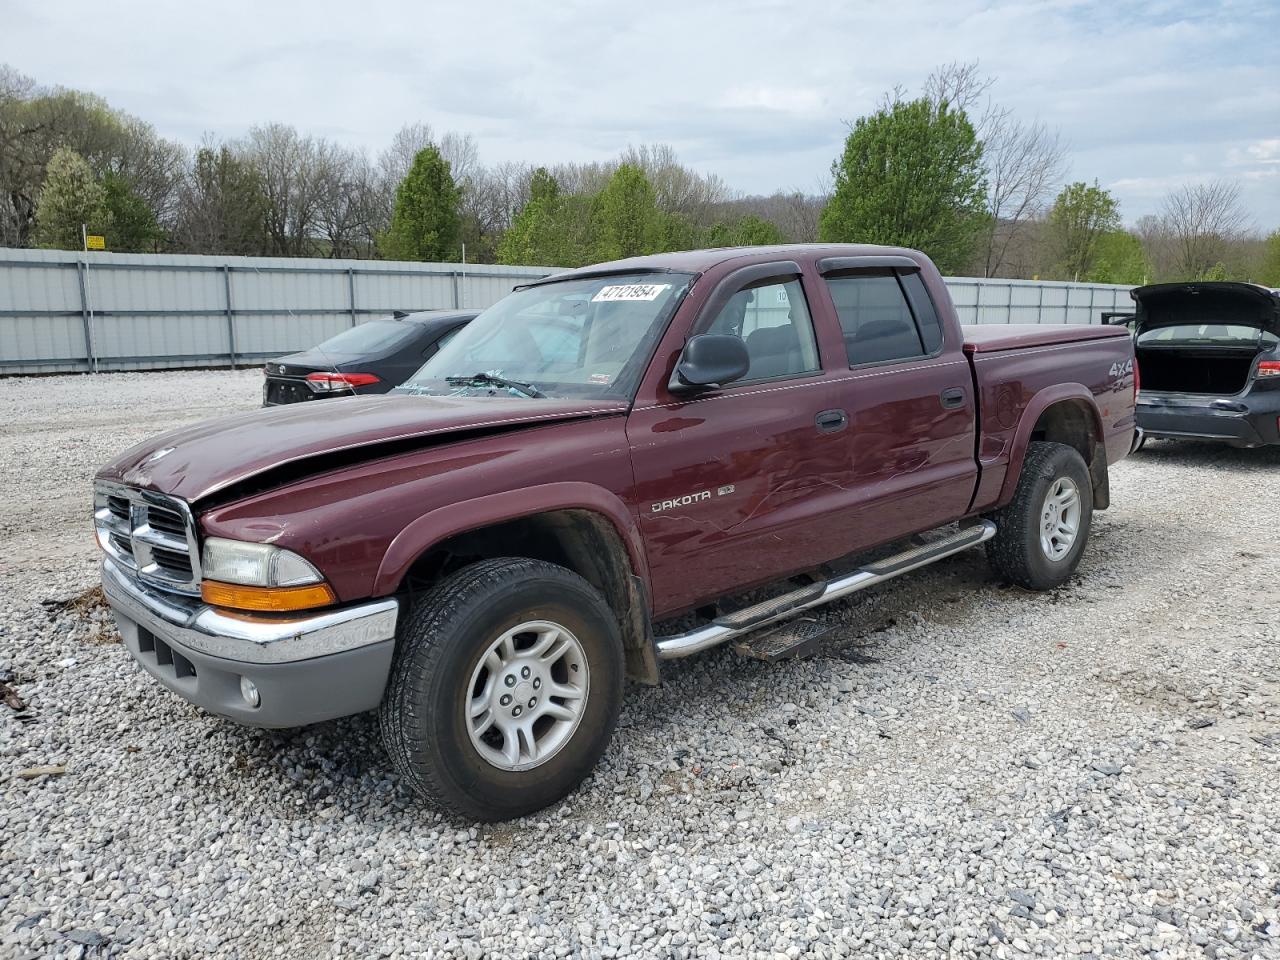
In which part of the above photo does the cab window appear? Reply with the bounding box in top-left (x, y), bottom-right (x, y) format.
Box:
top-left (701, 278), bottom-right (820, 382)
top-left (826, 272), bottom-right (934, 365)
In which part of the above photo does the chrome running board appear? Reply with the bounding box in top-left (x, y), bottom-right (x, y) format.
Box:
top-left (654, 520), bottom-right (997, 660)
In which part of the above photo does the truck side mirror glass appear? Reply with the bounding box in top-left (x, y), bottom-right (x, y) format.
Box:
top-left (669, 334), bottom-right (751, 393)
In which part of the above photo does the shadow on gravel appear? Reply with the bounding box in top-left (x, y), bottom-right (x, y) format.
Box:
top-left (1132, 438), bottom-right (1280, 470)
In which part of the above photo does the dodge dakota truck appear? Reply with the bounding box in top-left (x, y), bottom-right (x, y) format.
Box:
top-left (95, 245), bottom-right (1137, 820)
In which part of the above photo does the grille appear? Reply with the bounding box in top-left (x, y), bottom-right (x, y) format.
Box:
top-left (94, 482), bottom-right (201, 595)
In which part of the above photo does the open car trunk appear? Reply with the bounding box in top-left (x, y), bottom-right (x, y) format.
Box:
top-left (1134, 345), bottom-right (1258, 395)
top-left (1129, 282), bottom-right (1280, 396)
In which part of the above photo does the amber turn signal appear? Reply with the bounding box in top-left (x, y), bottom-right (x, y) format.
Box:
top-left (201, 580), bottom-right (336, 613)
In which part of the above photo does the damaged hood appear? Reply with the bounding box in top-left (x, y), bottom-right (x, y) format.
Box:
top-left (97, 394), bottom-right (628, 503)
top-left (1131, 282), bottom-right (1280, 336)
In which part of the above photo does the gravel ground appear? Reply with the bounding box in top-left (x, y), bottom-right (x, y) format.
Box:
top-left (1, 369), bottom-right (1278, 960)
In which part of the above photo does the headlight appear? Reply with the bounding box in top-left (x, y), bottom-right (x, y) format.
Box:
top-left (200, 538), bottom-right (336, 613)
top-left (202, 538), bottom-right (324, 587)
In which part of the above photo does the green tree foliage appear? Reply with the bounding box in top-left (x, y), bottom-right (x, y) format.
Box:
top-left (590, 164), bottom-right (662, 262)
top-left (1087, 230), bottom-right (1149, 285)
top-left (176, 146), bottom-right (268, 255)
top-left (818, 97), bottom-right (987, 273)
top-left (704, 214), bottom-right (786, 248)
top-left (33, 147), bottom-right (109, 249)
top-left (380, 145), bottom-right (461, 261)
top-left (102, 171), bottom-right (160, 251)
top-left (1259, 230), bottom-right (1280, 287)
top-left (497, 169), bottom-right (561, 265)
top-left (1047, 181), bottom-right (1120, 281)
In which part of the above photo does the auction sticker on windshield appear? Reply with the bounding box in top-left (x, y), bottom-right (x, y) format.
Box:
top-left (592, 283), bottom-right (671, 302)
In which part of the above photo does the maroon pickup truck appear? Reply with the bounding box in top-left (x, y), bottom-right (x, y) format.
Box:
top-left (95, 245), bottom-right (1136, 820)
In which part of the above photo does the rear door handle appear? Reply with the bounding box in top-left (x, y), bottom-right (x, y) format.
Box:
top-left (815, 409), bottom-right (848, 433)
top-left (940, 388), bottom-right (966, 409)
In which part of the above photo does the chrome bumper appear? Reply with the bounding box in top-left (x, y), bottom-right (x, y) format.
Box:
top-left (102, 557), bottom-right (398, 664)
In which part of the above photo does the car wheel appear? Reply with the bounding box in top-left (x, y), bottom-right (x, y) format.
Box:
top-left (380, 557), bottom-right (624, 821)
top-left (985, 441), bottom-right (1094, 591)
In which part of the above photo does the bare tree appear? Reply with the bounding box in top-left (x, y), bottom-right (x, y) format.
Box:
top-left (619, 143), bottom-right (732, 225)
top-left (979, 119), bottom-right (1067, 276)
top-left (923, 61), bottom-right (1069, 277)
top-left (1157, 180), bottom-right (1250, 279)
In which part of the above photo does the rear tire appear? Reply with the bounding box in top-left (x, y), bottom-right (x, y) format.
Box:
top-left (380, 558), bottom-right (624, 821)
top-left (986, 441), bottom-right (1093, 591)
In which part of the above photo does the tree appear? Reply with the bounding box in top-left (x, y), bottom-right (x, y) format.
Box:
top-left (33, 147), bottom-right (109, 249)
top-left (1046, 181), bottom-right (1120, 280)
top-left (381, 145), bottom-right (461, 261)
top-left (1157, 180), bottom-right (1249, 280)
top-left (818, 97), bottom-right (987, 274)
top-left (1259, 230), bottom-right (1280, 286)
top-left (174, 144), bottom-right (268, 255)
top-left (704, 214), bottom-right (786, 247)
top-left (590, 164), bottom-right (662, 261)
top-left (1087, 230), bottom-right (1149, 285)
top-left (102, 170), bottom-right (160, 251)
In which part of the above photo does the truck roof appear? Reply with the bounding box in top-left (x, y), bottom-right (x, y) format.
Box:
top-left (526, 243), bottom-right (928, 285)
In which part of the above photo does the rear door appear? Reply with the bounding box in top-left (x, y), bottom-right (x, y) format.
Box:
top-left (816, 259), bottom-right (979, 553)
top-left (626, 262), bottom-right (848, 616)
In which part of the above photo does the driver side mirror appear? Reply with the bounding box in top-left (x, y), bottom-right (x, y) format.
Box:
top-left (668, 334), bottom-right (751, 393)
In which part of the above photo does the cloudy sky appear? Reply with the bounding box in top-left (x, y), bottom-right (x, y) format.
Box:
top-left (5, 0), bottom-right (1278, 228)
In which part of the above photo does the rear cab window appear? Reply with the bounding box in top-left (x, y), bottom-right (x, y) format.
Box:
top-left (823, 270), bottom-right (943, 366)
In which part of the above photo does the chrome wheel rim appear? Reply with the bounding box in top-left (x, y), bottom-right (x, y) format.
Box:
top-left (466, 620), bottom-right (589, 772)
top-left (1040, 477), bottom-right (1081, 562)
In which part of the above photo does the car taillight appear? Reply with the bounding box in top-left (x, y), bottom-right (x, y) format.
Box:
top-left (1133, 360), bottom-right (1140, 396)
top-left (304, 372), bottom-right (380, 392)
top-left (1256, 361), bottom-right (1280, 379)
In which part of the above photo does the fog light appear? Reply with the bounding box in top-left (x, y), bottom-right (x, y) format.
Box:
top-left (240, 676), bottom-right (261, 708)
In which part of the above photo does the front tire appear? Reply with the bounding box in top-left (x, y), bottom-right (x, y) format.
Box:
top-left (380, 558), bottom-right (624, 821)
top-left (986, 441), bottom-right (1094, 590)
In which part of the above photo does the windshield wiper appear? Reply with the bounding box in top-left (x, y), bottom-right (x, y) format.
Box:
top-left (444, 372), bottom-right (544, 398)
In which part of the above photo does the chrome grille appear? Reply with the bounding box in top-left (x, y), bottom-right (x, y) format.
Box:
top-left (94, 481), bottom-right (201, 595)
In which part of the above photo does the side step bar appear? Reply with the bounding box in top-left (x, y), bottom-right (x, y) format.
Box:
top-left (655, 520), bottom-right (997, 660)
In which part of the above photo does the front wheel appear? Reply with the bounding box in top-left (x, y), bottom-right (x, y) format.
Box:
top-left (986, 441), bottom-right (1094, 590)
top-left (380, 558), bottom-right (624, 821)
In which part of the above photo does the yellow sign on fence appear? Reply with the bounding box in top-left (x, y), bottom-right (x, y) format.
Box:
top-left (85, 235), bottom-right (106, 250)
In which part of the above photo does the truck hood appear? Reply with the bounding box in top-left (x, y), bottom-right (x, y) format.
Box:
top-left (1131, 282), bottom-right (1280, 336)
top-left (97, 394), bottom-right (628, 503)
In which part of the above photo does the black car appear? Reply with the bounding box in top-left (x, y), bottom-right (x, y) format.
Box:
top-left (263, 310), bottom-right (476, 405)
top-left (1113, 282), bottom-right (1280, 448)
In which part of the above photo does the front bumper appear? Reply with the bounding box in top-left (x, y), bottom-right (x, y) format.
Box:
top-left (102, 558), bottom-right (399, 727)
top-left (1136, 393), bottom-right (1280, 448)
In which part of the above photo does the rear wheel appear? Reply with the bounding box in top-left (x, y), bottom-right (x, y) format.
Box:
top-left (986, 441), bottom-right (1094, 590)
top-left (380, 558), bottom-right (624, 821)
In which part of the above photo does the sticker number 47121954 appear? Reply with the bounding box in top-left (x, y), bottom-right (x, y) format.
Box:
top-left (1109, 359), bottom-right (1134, 378)
top-left (592, 283), bottom-right (671, 303)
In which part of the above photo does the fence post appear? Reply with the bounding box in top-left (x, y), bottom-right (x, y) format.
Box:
top-left (76, 260), bottom-right (96, 373)
top-left (348, 268), bottom-right (357, 327)
top-left (223, 266), bottom-right (238, 367)
top-left (1006, 282), bottom-right (1013, 324)
top-left (1087, 286), bottom-right (1096, 326)
top-left (451, 271), bottom-right (461, 309)
top-left (1036, 282), bottom-right (1045, 325)
top-left (974, 281), bottom-right (982, 324)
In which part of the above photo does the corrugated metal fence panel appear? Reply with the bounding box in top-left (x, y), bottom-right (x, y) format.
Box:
top-left (0, 247), bottom-right (1134, 375)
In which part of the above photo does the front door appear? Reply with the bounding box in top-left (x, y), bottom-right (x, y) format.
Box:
top-left (626, 267), bottom-right (848, 617)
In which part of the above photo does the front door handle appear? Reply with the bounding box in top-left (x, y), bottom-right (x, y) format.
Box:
top-left (815, 408), bottom-right (848, 433)
top-left (940, 388), bottom-right (966, 409)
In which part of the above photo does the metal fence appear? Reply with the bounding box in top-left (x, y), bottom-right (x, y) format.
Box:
top-left (0, 247), bottom-right (1135, 375)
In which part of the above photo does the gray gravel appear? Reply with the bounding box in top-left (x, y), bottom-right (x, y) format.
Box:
top-left (2, 369), bottom-right (1278, 960)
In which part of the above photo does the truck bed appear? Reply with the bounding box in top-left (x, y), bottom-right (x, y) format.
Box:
top-left (962, 323), bottom-right (1130, 354)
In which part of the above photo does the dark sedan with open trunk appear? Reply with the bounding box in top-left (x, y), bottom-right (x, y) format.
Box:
top-left (1115, 282), bottom-right (1280, 448)
top-left (263, 310), bottom-right (476, 405)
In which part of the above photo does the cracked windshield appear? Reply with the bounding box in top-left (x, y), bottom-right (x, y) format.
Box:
top-left (394, 272), bottom-right (694, 400)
